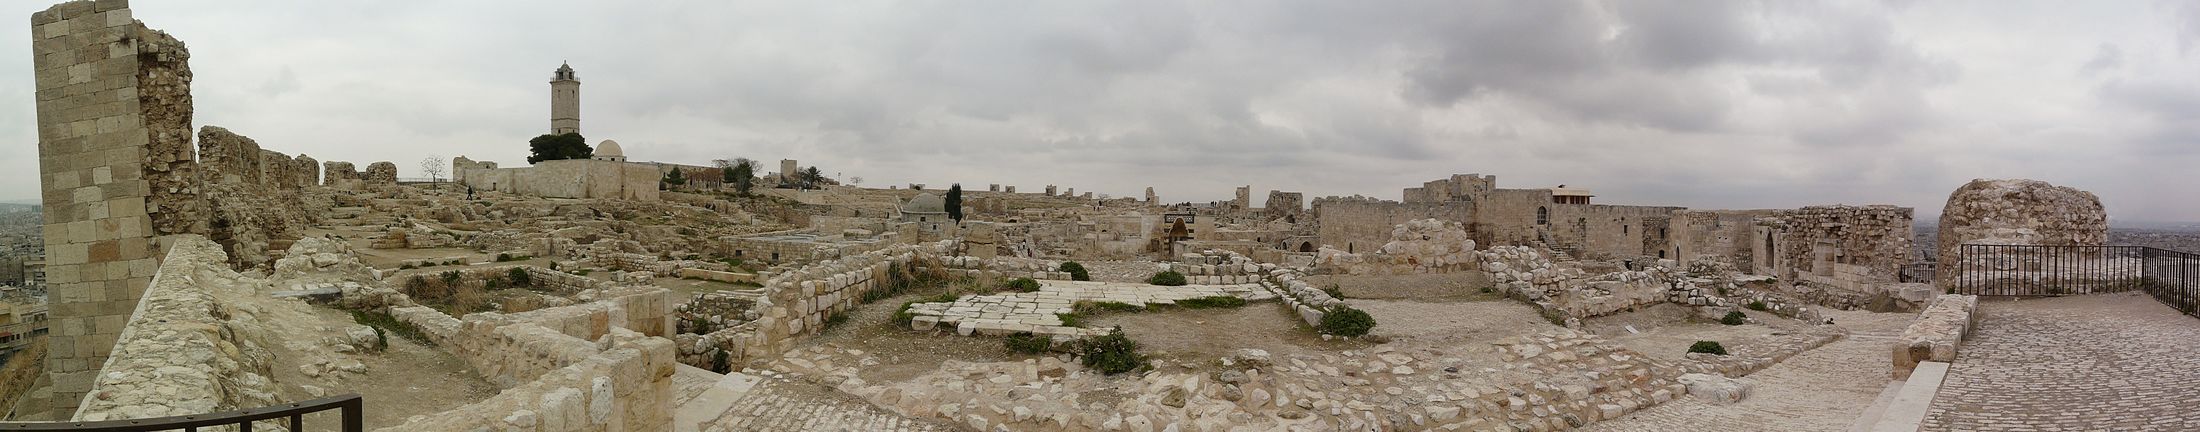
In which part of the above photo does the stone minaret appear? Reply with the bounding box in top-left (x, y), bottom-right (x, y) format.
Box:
top-left (551, 62), bottom-right (580, 135)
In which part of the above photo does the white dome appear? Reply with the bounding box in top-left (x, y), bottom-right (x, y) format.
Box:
top-left (903, 193), bottom-right (946, 213)
top-left (596, 140), bottom-right (624, 157)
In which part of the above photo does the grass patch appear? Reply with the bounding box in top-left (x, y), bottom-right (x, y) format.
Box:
top-left (1720, 311), bottom-right (1748, 326)
top-left (1004, 277), bottom-right (1042, 293)
top-left (894, 292), bottom-right (965, 328)
top-left (1176, 296), bottom-right (1246, 309)
top-left (1055, 312), bottom-right (1081, 328)
top-left (1058, 261), bottom-right (1090, 281)
top-left (1322, 284), bottom-right (1345, 299)
top-left (350, 309), bottom-right (435, 347)
top-left (1745, 301), bottom-right (1768, 311)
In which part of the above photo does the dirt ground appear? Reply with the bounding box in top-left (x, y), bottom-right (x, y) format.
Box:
top-left (1305, 273), bottom-right (1497, 299)
top-left (793, 284), bottom-right (1037, 384)
top-left (1085, 302), bottom-right (1372, 369)
top-left (1347, 297), bottom-right (1559, 343)
top-left (1585, 304), bottom-right (1801, 363)
top-left (291, 306), bottom-right (499, 429)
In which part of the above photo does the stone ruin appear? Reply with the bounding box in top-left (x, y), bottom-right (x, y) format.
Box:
top-left (363, 161), bottom-right (399, 185)
top-left (1314, 218), bottom-right (1480, 274)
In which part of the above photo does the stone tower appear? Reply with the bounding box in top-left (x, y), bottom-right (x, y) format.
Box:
top-left (551, 62), bottom-right (580, 135)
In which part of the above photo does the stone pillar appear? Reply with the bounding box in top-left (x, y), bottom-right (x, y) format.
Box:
top-left (1145, 187), bottom-right (1157, 203)
top-left (1004, 186), bottom-right (1015, 193)
top-left (363, 161), bottom-right (397, 185)
top-left (1235, 186), bottom-right (1252, 209)
top-left (1045, 185), bottom-right (1057, 196)
top-left (988, 184), bottom-right (999, 192)
top-left (780, 159), bottom-right (798, 181)
top-left (31, 0), bottom-right (197, 415)
top-left (293, 154), bottom-right (319, 187)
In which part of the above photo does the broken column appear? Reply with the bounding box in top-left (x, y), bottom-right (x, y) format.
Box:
top-left (29, 0), bottom-right (200, 415)
top-left (1934, 179), bottom-right (2109, 288)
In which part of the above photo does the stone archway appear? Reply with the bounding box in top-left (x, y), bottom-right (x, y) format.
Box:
top-left (1298, 241), bottom-right (1315, 253)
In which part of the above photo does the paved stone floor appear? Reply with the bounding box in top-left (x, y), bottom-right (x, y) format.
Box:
top-left (676, 367), bottom-right (958, 432)
top-left (1581, 309), bottom-right (1914, 432)
top-left (902, 280), bottom-right (1270, 338)
top-left (1923, 292), bottom-right (2200, 431)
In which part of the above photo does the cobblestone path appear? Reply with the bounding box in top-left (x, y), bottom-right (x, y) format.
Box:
top-left (1581, 309), bottom-right (1914, 432)
top-left (1923, 293), bottom-right (2200, 431)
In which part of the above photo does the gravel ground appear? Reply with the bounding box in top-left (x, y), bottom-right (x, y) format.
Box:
top-left (1582, 308), bottom-right (1914, 432)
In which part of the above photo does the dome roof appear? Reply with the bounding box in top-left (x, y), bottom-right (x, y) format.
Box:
top-left (903, 193), bottom-right (946, 213)
top-left (596, 140), bottom-right (624, 157)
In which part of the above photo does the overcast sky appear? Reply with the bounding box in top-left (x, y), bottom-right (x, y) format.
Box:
top-left (4, 1), bottom-right (2197, 222)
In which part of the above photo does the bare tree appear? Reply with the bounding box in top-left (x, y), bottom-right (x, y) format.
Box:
top-left (849, 176), bottom-right (864, 187)
top-left (420, 155), bottom-right (447, 183)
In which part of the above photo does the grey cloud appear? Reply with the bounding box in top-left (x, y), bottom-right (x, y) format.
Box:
top-left (2080, 44), bottom-right (2122, 75)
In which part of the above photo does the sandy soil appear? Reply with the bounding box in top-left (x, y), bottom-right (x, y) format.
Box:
top-left (1586, 304), bottom-right (1804, 363)
top-left (1347, 297), bottom-right (1559, 344)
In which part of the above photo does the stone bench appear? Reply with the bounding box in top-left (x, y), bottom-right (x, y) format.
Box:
top-left (1891, 294), bottom-right (1977, 379)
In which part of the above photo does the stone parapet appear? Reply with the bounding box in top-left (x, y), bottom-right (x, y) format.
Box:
top-left (73, 235), bottom-right (277, 421)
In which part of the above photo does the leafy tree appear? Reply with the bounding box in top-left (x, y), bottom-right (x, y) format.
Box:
top-left (526, 133), bottom-right (591, 164)
top-left (662, 168), bottom-right (687, 188)
top-left (716, 158), bottom-right (758, 196)
top-left (802, 166), bottom-right (824, 189)
top-left (946, 184), bottom-right (964, 221)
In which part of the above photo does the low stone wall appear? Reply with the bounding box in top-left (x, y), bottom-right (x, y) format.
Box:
top-left (73, 236), bottom-right (279, 421)
top-left (735, 241), bottom-right (956, 366)
top-left (677, 268), bottom-right (758, 284)
top-left (1262, 268), bottom-right (1346, 326)
top-left (1481, 246), bottom-right (1677, 321)
top-left (1893, 294), bottom-right (1978, 379)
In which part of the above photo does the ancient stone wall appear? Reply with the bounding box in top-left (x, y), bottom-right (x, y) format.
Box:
top-left (322, 161), bottom-right (358, 186)
top-left (1670, 210), bottom-right (1773, 269)
top-left (1313, 218), bottom-right (1479, 275)
top-left (720, 241), bottom-right (954, 365)
top-left (194, 126), bottom-right (261, 185)
top-left (362, 161), bottom-right (397, 185)
top-left (290, 154), bottom-right (319, 188)
top-left (30, 0), bottom-right (196, 413)
top-left (1547, 204), bottom-right (1683, 260)
top-left (1893, 294), bottom-right (1976, 379)
top-left (1769, 205), bottom-right (1913, 290)
top-left (1311, 196), bottom-right (1473, 255)
top-left (1264, 191), bottom-right (1303, 221)
top-left (72, 236), bottom-right (277, 422)
top-left (1935, 179), bottom-right (2108, 287)
top-left (460, 159), bottom-right (660, 201)
top-left (379, 311), bottom-right (675, 432)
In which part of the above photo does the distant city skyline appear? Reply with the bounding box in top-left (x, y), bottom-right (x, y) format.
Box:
top-left (3, 1), bottom-right (2196, 222)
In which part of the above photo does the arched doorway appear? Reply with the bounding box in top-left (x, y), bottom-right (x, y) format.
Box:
top-left (1299, 241), bottom-right (1315, 253)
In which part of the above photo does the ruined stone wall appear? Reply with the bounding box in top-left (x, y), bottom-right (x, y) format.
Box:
top-left (257, 150), bottom-right (298, 190)
top-left (1313, 218), bottom-right (1480, 275)
top-left (1402, 173), bottom-right (1496, 204)
top-left (1475, 188), bottom-right (1553, 247)
top-left (72, 236), bottom-right (277, 422)
top-left (1311, 196), bottom-right (1473, 254)
top-left (30, 1), bottom-right (195, 413)
top-left (1934, 179), bottom-right (2108, 287)
top-left (362, 161), bottom-right (397, 185)
top-left (1770, 205), bottom-right (1913, 290)
top-left (451, 155), bottom-right (495, 184)
top-left (1547, 204), bottom-right (1684, 260)
top-left (1263, 191), bottom-right (1303, 221)
top-left (322, 161), bottom-right (358, 186)
top-left (290, 154), bottom-right (319, 188)
top-left (194, 126), bottom-right (260, 185)
top-left (725, 242), bottom-right (952, 365)
top-left (1670, 210), bottom-right (1774, 270)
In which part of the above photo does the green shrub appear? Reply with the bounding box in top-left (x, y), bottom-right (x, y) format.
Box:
top-left (508, 267), bottom-right (533, 288)
top-left (1177, 296), bottom-right (1246, 309)
top-left (495, 253), bottom-right (514, 262)
top-left (1720, 311), bottom-right (1747, 326)
top-left (1322, 285), bottom-right (1345, 299)
top-left (1147, 271), bottom-right (1187, 286)
top-left (1055, 312), bottom-right (1081, 328)
top-left (1005, 332), bottom-right (1053, 354)
top-left (1745, 301), bottom-right (1768, 311)
top-left (349, 310), bottom-right (435, 347)
top-left (822, 312), bottom-right (849, 331)
top-left (1318, 306), bottom-right (1377, 337)
top-left (399, 263), bottom-right (415, 270)
top-left (1059, 261), bottom-right (1091, 281)
top-left (1075, 326), bottom-right (1147, 375)
top-left (440, 271), bottom-right (463, 286)
top-left (710, 349), bottom-right (731, 374)
top-left (1005, 278), bottom-right (1042, 293)
top-left (1688, 341), bottom-right (1727, 355)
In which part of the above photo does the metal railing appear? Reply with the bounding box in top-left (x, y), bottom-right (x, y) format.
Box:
top-left (1950, 244), bottom-right (2200, 317)
top-left (0, 395), bottom-right (361, 432)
